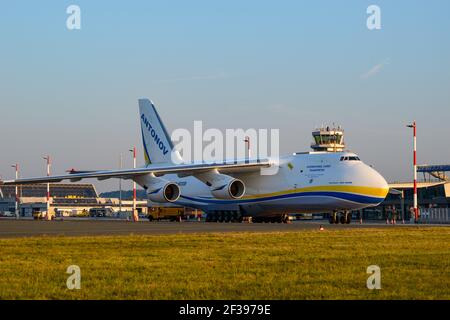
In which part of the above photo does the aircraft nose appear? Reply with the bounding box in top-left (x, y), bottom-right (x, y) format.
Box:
top-left (367, 165), bottom-right (389, 198)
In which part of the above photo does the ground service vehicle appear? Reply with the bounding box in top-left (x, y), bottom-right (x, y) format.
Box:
top-left (148, 207), bottom-right (185, 221)
top-left (89, 207), bottom-right (114, 217)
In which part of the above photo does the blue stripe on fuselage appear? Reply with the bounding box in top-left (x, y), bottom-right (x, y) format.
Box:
top-left (180, 191), bottom-right (383, 205)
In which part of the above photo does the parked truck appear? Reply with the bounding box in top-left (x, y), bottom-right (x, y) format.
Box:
top-left (148, 207), bottom-right (185, 221)
top-left (32, 209), bottom-right (55, 220)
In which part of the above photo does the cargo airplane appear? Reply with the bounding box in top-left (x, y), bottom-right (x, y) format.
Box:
top-left (1, 99), bottom-right (389, 223)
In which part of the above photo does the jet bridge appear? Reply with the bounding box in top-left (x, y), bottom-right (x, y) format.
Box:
top-left (417, 165), bottom-right (450, 181)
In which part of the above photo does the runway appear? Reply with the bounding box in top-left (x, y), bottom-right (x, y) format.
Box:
top-left (0, 218), bottom-right (442, 238)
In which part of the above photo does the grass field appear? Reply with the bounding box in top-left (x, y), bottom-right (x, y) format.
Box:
top-left (0, 227), bottom-right (449, 299)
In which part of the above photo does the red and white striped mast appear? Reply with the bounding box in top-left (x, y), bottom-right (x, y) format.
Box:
top-left (43, 155), bottom-right (51, 219)
top-left (129, 146), bottom-right (138, 222)
top-left (11, 163), bottom-right (19, 219)
top-left (407, 122), bottom-right (418, 223)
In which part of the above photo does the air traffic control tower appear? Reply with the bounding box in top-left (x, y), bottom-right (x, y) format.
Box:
top-left (311, 125), bottom-right (345, 152)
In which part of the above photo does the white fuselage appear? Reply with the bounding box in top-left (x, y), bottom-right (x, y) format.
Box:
top-left (141, 151), bottom-right (389, 217)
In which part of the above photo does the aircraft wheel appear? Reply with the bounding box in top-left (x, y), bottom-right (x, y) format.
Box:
top-left (329, 212), bottom-right (337, 224)
top-left (218, 212), bottom-right (224, 223)
top-left (345, 212), bottom-right (351, 224)
top-left (339, 214), bottom-right (346, 224)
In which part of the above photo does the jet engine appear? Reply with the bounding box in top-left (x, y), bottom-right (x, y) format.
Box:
top-left (209, 176), bottom-right (246, 200)
top-left (147, 179), bottom-right (180, 203)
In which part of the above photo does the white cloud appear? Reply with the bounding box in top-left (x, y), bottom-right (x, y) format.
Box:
top-left (360, 59), bottom-right (390, 79)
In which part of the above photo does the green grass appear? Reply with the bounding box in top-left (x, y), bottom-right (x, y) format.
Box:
top-left (0, 227), bottom-right (449, 299)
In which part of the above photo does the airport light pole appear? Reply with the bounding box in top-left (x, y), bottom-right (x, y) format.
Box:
top-left (43, 155), bottom-right (51, 220)
top-left (129, 146), bottom-right (138, 222)
top-left (119, 153), bottom-right (123, 217)
top-left (407, 122), bottom-right (418, 223)
top-left (401, 190), bottom-right (405, 224)
top-left (11, 164), bottom-right (19, 219)
top-left (244, 136), bottom-right (251, 160)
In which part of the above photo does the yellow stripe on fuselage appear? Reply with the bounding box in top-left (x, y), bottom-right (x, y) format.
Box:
top-left (144, 151), bottom-right (150, 165)
top-left (242, 185), bottom-right (389, 200)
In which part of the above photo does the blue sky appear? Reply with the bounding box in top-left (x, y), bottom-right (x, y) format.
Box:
top-left (1, 1), bottom-right (449, 192)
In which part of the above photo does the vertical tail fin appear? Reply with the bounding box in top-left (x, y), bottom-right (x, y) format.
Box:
top-left (139, 99), bottom-right (181, 165)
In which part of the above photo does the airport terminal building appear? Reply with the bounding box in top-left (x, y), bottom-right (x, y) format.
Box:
top-left (360, 181), bottom-right (450, 222)
top-left (0, 183), bottom-right (147, 217)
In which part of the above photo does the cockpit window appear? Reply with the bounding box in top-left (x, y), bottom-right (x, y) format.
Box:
top-left (340, 156), bottom-right (360, 161)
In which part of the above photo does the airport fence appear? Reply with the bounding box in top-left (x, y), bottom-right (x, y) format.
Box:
top-left (420, 208), bottom-right (450, 224)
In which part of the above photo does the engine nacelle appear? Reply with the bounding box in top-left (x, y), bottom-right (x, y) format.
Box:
top-left (147, 179), bottom-right (180, 203)
top-left (210, 177), bottom-right (245, 200)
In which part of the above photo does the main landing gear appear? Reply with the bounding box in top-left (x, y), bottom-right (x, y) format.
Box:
top-left (205, 212), bottom-right (290, 224)
top-left (252, 214), bottom-right (289, 223)
top-left (329, 211), bottom-right (351, 224)
top-left (205, 211), bottom-right (243, 223)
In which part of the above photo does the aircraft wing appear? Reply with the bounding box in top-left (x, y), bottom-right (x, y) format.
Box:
top-left (0, 159), bottom-right (271, 185)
